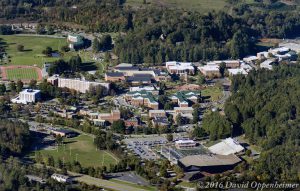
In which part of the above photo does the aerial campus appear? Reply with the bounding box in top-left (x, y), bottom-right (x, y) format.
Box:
top-left (0, 1), bottom-right (299, 191)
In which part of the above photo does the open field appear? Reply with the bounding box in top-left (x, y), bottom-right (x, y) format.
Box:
top-left (0, 35), bottom-right (67, 68)
top-left (126, 0), bottom-right (229, 12)
top-left (38, 134), bottom-right (118, 168)
top-left (0, 35), bottom-right (96, 68)
top-left (202, 86), bottom-right (223, 102)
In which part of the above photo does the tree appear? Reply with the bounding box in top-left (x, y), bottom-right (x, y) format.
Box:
top-left (16, 80), bottom-right (23, 92)
top-left (176, 114), bottom-right (183, 126)
top-left (219, 62), bottom-right (226, 77)
top-left (29, 79), bottom-right (37, 89)
top-left (111, 120), bottom-right (126, 134)
top-left (100, 35), bottom-right (112, 51)
top-left (202, 112), bottom-right (231, 140)
top-left (69, 55), bottom-right (82, 72)
top-left (42, 46), bottom-right (53, 56)
top-left (0, 84), bottom-right (6, 95)
top-left (193, 106), bottom-right (200, 124)
top-left (93, 38), bottom-right (100, 52)
top-left (166, 134), bottom-right (173, 142)
top-left (9, 81), bottom-right (16, 91)
top-left (17, 44), bottom-right (24, 52)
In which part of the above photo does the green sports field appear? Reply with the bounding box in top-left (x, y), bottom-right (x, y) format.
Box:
top-left (38, 134), bottom-right (119, 168)
top-left (6, 68), bottom-right (39, 80)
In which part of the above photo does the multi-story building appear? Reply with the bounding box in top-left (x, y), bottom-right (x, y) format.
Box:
top-left (125, 90), bottom-right (159, 109)
top-left (11, 89), bottom-right (41, 104)
top-left (198, 64), bottom-right (220, 77)
top-left (207, 60), bottom-right (241, 69)
top-left (149, 110), bottom-right (167, 118)
top-left (170, 91), bottom-right (200, 107)
top-left (47, 75), bottom-right (110, 94)
top-left (166, 61), bottom-right (195, 75)
top-left (173, 107), bottom-right (194, 122)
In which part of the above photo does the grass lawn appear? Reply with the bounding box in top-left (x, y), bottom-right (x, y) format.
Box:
top-left (126, 0), bottom-right (229, 12)
top-left (0, 35), bottom-right (95, 68)
top-left (6, 68), bottom-right (38, 80)
top-left (202, 86), bottom-right (223, 102)
top-left (38, 134), bottom-right (118, 168)
top-left (110, 179), bottom-right (156, 191)
top-left (0, 35), bottom-right (67, 68)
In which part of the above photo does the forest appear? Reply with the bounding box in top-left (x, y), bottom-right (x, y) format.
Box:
top-left (0, 119), bottom-right (30, 155)
top-left (224, 64), bottom-right (300, 181)
top-left (0, 0), bottom-right (299, 63)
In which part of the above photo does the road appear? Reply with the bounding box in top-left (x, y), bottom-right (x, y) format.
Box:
top-left (68, 171), bottom-right (150, 191)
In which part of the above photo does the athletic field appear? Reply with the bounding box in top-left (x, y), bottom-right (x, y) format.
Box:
top-left (0, 65), bottom-right (42, 82)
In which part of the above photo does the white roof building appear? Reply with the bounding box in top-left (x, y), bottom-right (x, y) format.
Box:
top-left (228, 68), bottom-right (248, 75)
top-left (260, 59), bottom-right (275, 70)
top-left (243, 56), bottom-right (258, 63)
top-left (279, 42), bottom-right (300, 53)
top-left (11, 89), bottom-right (41, 104)
top-left (208, 138), bottom-right (244, 155)
top-left (166, 61), bottom-right (195, 75)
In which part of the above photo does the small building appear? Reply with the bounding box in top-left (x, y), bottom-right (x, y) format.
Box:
top-left (51, 173), bottom-right (72, 183)
top-left (50, 128), bottom-right (77, 137)
top-left (149, 110), bottom-right (166, 118)
top-left (152, 116), bottom-right (169, 127)
top-left (175, 140), bottom-right (197, 149)
top-left (260, 59), bottom-right (275, 70)
top-left (11, 89), bottom-right (41, 104)
top-left (67, 34), bottom-right (84, 50)
top-left (198, 64), bottom-right (220, 77)
top-left (207, 60), bottom-right (240, 69)
top-left (228, 68), bottom-right (248, 76)
top-left (178, 154), bottom-right (242, 173)
top-left (125, 117), bottom-right (140, 127)
top-left (105, 72), bottom-right (125, 82)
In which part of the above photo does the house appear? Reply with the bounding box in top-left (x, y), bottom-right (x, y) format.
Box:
top-left (11, 89), bottom-right (41, 104)
top-left (170, 91), bottom-right (200, 107)
top-left (51, 173), bottom-right (72, 183)
top-left (152, 116), bottom-right (169, 127)
top-left (105, 72), bottom-right (125, 82)
top-left (166, 61), bottom-right (195, 75)
top-left (149, 110), bottom-right (166, 118)
top-left (47, 75), bottom-right (110, 94)
top-left (208, 138), bottom-right (244, 155)
top-left (125, 90), bottom-right (159, 109)
top-left (178, 154), bottom-right (241, 173)
top-left (198, 64), bottom-right (220, 77)
top-left (175, 140), bottom-right (197, 149)
top-left (67, 34), bottom-right (84, 49)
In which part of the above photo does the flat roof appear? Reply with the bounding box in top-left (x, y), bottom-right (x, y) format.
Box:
top-left (179, 154), bottom-right (241, 167)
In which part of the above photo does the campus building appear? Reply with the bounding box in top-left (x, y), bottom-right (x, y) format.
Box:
top-left (104, 72), bottom-right (125, 82)
top-left (11, 89), bottom-right (41, 104)
top-left (208, 138), bottom-right (244, 155)
top-left (125, 90), bottom-right (159, 109)
top-left (47, 75), bottom-right (110, 94)
top-left (67, 34), bottom-right (84, 49)
top-left (166, 61), bottom-right (195, 75)
top-left (178, 154), bottom-right (242, 173)
top-left (198, 64), bottom-right (220, 77)
top-left (170, 91), bottom-right (200, 107)
top-left (175, 140), bottom-right (197, 149)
